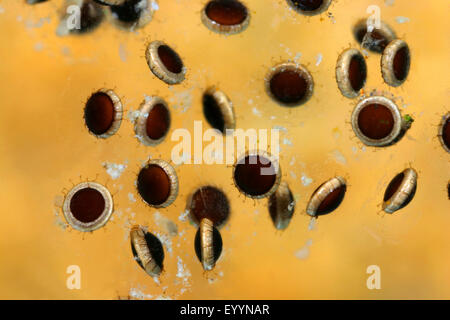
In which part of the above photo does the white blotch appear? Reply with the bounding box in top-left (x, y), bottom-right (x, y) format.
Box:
top-left (169, 88), bottom-right (192, 113)
top-left (252, 107), bottom-right (262, 117)
top-left (395, 16), bottom-right (410, 24)
top-left (154, 211), bottom-right (178, 236)
top-left (283, 138), bottom-right (293, 146)
top-left (295, 239), bottom-right (313, 260)
top-left (385, 0), bottom-right (395, 6)
top-left (301, 173), bottom-right (313, 186)
top-left (176, 256), bottom-right (191, 282)
top-left (290, 171), bottom-right (297, 179)
top-left (308, 217), bottom-right (317, 231)
top-left (119, 43), bottom-right (127, 62)
top-left (127, 109), bottom-right (140, 123)
top-left (156, 232), bottom-right (173, 253)
top-left (179, 209), bottom-right (189, 222)
top-left (151, 1), bottom-right (159, 11)
top-left (129, 288), bottom-right (153, 300)
top-left (128, 193), bottom-right (136, 203)
top-left (315, 53), bottom-right (323, 66)
top-left (331, 150), bottom-right (347, 165)
top-left (273, 125), bottom-right (288, 133)
top-left (34, 42), bottom-right (44, 51)
top-left (102, 161), bottom-right (128, 180)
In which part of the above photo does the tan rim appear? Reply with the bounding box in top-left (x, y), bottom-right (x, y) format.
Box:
top-left (306, 176), bottom-right (346, 217)
top-left (137, 159), bottom-right (179, 208)
top-left (201, 0), bottom-right (251, 35)
top-left (438, 112), bottom-right (450, 153)
top-left (382, 168), bottom-right (417, 213)
top-left (351, 96), bottom-right (403, 147)
top-left (85, 88), bottom-right (123, 139)
top-left (381, 39), bottom-right (411, 87)
top-left (63, 182), bottom-right (113, 232)
top-left (200, 218), bottom-right (215, 271)
top-left (130, 225), bottom-right (162, 277)
top-left (335, 48), bottom-right (366, 98)
top-left (268, 181), bottom-right (295, 230)
top-left (134, 97), bottom-right (171, 146)
top-left (203, 87), bottom-right (236, 133)
top-left (145, 40), bottom-right (186, 85)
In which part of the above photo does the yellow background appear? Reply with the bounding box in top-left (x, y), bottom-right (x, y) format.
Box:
top-left (0, 0), bottom-right (448, 299)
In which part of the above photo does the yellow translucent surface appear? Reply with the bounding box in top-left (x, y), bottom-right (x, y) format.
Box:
top-left (0, 0), bottom-right (449, 299)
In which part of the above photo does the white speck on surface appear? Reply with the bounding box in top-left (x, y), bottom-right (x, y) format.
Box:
top-left (289, 156), bottom-right (295, 166)
top-left (129, 288), bottom-right (153, 300)
top-left (395, 16), bottom-right (410, 24)
top-left (154, 211), bottom-right (178, 236)
top-left (102, 161), bottom-right (128, 180)
top-left (179, 209), bottom-right (189, 222)
top-left (128, 193), bottom-right (136, 203)
top-left (330, 150), bottom-right (347, 165)
top-left (308, 217), bottom-right (317, 231)
top-left (301, 173), bottom-right (313, 186)
top-left (283, 138), bottom-right (293, 146)
top-left (169, 88), bottom-right (193, 113)
top-left (34, 42), bottom-right (44, 51)
top-left (119, 43), bottom-right (127, 62)
top-left (252, 107), bottom-right (262, 117)
top-left (315, 53), bottom-right (323, 66)
top-left (290, 171), bottom-right (297, 179)
top-left (0, 6), bottom-right (5, 14)
top-left (176, 256), bottom-right (191, 282)
top-left (385, 0), bottom-right (395, 6)
top-left (295, 239), bottom-right (313, 260)
top-left (156, 232), bottom-right (173, 253)
top-left (248, 99), bottom-right (253, 105)
top-left (54, 209), bottom-right (68, 230)
top-left (273, 125), bottom-right (288, 133)
top-left (151, 1), bottom-right (159, 11)
top-left (127, 109), bottom-right (140, 123)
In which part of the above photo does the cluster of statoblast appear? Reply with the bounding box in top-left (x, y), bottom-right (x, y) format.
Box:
top-left (28, 0), bottom-right (449, 277)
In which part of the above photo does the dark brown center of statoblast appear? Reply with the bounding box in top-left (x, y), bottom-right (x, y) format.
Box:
top-left (234, 155), bottom-right (277, 196)
top-left (357, 103), bottom-right (395, 140)
top-left (146, 103), bottom-right (170, 140)
top-left (205, 0), bottom-right (248, 26)
top-left (190, 186), bottom-right (230, 226)
top-left (137, 164), bottom-right (171, 206)
top-left (157, 45), bottom-right (183, 74)
top-left (70, 188), bottom-right (105, 223)
top-left (84, 92), bottom-right (115, 135)
top-left (269, 70), bottom-right (309, 105)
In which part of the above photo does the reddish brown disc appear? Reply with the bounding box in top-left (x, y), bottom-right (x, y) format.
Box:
top-left (137, 164), bottom-right (171, 206)
top-left (349, 54), bottom-right (367, 91)
top-left (189, 186), bottom-right (230, 227)
top-left (84, 92), bottom-right (115, 135)
top-left (157, 45), bottom-right (183, 74)
top-left (357, 103), bottom-right (394, 140)
top-left (146, 103), bottom-right (170, 140)
top-left (269, 70), bottom-right (308, 105)
top-left (315, 185), bottom-right (346, 215)
top-left (70, 187), bottom-right (106, 223)
top-left (205, 0), bottom-right (248, 26)
top-left (234, 155), bottom-right (278, 197)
